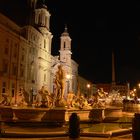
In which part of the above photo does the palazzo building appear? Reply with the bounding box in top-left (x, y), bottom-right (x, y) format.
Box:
top-left (0, 0), bottom-right (79, 101)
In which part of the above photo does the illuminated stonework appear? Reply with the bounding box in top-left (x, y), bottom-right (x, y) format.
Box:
top-left (0, 1), bottom-right (78, 102)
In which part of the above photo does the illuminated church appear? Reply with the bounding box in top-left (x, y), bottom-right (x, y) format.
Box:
top-left (0, 0), bottom-right (79, 101)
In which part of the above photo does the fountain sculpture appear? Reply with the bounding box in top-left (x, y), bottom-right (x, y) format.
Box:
top-left (0, 65), bottom-right (123, 124)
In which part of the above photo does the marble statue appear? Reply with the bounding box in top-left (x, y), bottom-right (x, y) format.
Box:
top-left (67, 92), bottom-right (75, 108)
top-left (54, 65), bottom-right (66, 106)
top-left (35, 86), bottom-right (54, 108)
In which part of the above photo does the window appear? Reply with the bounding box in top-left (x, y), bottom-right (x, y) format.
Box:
top-left (2, 82), bottom-right (6, 87)
top-left (3, 60), bottom-right (8, 73)
top-left (4, 47), bottom-right (9, 55)
top-left (11, 83), bottom-right (15, 97)
top-left (2, 82), bottom-right (6, 94)
top-left (12, 63), bottom-right (17, 76)
top-left (44, 39), bottom-right (46, 49)
top-left (64, 42), bottom-right (66, 49)
top-left (39, 14), bottom-right (42, 25)
top-left (13, 45), bottom-right (17, 58)
top-left (12, 89), bottom-right (15, 97)
top-left (2, 88), bottom-right (5, 94)
top-left (5, 38), bottom-right (9, 55)
top-left (20, 66), bottom-right (24, 77)
top-left (6, 38), bottom-right (9, 43)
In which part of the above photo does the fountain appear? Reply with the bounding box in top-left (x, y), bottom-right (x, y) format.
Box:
top-left (0, 85), bottom-right (124, 124)
top-left (0, 65), bottom-right (93, 124)
top-left (0, 65), bottom-right (125, 126)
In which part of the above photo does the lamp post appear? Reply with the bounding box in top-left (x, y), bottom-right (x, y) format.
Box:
top-left (127, 82), bottom-right (130, 99)
top-left (86, 84), bottom-right (91, 98)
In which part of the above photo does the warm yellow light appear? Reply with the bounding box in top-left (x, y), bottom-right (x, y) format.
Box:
top-left (138, 83), bottom-right (140, 88)
top-left (134, 88), bottom-right (136, 92)
top-left (87, 84), bottom-right (90, 88)
top-left (66, 74), bottom-right (70, 79)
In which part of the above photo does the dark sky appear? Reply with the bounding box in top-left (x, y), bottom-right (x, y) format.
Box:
top-left (1, 0), bottom-right (140, 88)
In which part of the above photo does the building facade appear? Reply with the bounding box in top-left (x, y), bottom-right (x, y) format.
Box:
top-left (0, 0), bottom-right (79, 102)
top-left (78, 76), bottom-right (97, 98)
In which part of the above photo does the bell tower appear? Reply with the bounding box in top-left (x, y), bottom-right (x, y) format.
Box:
top-left (59, 25), bottom-right (73, 94)
top-left (34, 0), bottom-right (50, 34)
top-left (59, 25), bottom-right (72, 64)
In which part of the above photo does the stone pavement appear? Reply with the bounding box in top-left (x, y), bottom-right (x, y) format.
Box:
top-left (0, 135), bottom-right (132, 140)
top-left (0, 111), bottom-right (134, 140)
top-left (0, 122), bottom-right (132, 140)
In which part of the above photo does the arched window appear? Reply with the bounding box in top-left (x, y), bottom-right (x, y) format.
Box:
top-left (44, 39), bottom-right (46, 49)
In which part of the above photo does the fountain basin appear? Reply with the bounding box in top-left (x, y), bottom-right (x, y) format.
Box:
top-left (0, 106), bottom-right (13, 121)
top-left (13, 107), bottom-right (46, 121)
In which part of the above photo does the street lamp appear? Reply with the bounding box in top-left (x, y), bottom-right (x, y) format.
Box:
top-left (86, 84), bottom-right (91, 98)
top-left (87, 84), bottom-right (90, 88)
top-left (127, 82), bottom-right (130, 99)
top-left (134, 88), bottom-right (137, 92)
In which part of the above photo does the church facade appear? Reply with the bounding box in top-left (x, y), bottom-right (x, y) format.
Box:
top-left (0, 0), bottom-right (78, 102)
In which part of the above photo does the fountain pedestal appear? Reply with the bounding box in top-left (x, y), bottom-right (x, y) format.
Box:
top-left (41, 108), bottom-right (91, 125)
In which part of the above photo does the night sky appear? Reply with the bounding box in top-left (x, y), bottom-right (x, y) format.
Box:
top-left (1, 0), bottom-right (140, 88)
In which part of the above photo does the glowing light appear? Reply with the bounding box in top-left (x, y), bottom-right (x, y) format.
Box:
top-left (66, 74), bottom-right (71, 79)
top-left (134, 88), bottom-right (136, 92)
top-left (87, 84), bottom-right (91, 88)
